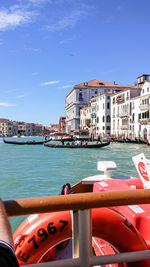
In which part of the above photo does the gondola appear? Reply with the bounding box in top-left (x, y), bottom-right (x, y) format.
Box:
top-left (3, 138), bottom-right (51, 145)
top-left (44, 141), bottom-right (110, 148)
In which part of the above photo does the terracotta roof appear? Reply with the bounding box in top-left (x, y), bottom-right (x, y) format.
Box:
top-left (35, 124), bottom-right (43, 127)
top-left (75, 79), bottom-right (139, 89)
top-left (0, 118), bottom-right (10, 122)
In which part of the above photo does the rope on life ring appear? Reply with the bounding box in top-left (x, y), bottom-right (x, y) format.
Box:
top-left (14, 207), bottom-right (150, 266)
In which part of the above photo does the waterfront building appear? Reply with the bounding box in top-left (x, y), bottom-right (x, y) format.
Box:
top-left (35, 124), bottom-right (43, 136)
top-left (12, 121), bottom-right (19, 136)
top-left (0, 119), bottom-right (14, 136)
top-left (80, 91), bottom-right (113, 139)
top-left (80, 105), bottom-right (91, 131)
top-left (49, 124), bottom-right (59, 133)
top-left (132, 80), bottom-right (150, 141)
top-left (17, 122), bottom-right (43, 136)
top-left (66, 79), bottom-right (139, 134)
top-left (111, 88), bottom-right (141, 138)
top-left (59, 117), bottom-right (66, 133)
top-left (111, 75), bottom-right (150, 140)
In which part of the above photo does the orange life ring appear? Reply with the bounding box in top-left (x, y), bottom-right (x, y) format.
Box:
top-left (13, 208), bottom-right (150, 266)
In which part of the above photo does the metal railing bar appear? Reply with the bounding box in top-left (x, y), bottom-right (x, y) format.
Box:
top-left (22, 258), bottom-right (80, 267)
top-left (4, 189), bottom-right (150, 217)
top-left (79, 210), bottom-right (92, 267)
top-left (71, 210), bottom-right (79, 258)
top-left (90, 250), bottom-right (150, 265)
top-left (21, 250), bottom-right (150, 267)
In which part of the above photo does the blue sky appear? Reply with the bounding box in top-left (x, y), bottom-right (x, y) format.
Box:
top-left (0, 0), bottom-right (150, 125)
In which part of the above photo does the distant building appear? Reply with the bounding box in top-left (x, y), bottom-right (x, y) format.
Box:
top-left (66, 79), bottom-right (139, 134)
top-left (80, 91), bottom-right (113, 138)
top-left (59, 117), bottom-right (66, 133)
top-left (80, 105), bottom-right (91, 131)
top-left (12, 121), bottom-right (18, 136)
top-left (49, 124), bottom-right (59, 133)
top-left (35, 124), bottom-right (43, 136)
top-left (0, 119), bottom-right (14, 136)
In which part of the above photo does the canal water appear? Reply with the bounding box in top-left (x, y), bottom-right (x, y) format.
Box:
top-left (0, 138), bottom-right (150, 232)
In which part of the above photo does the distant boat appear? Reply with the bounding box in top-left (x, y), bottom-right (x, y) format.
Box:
top-left (3, 138), bottom-right (51, 145)
top-left (44, 141), bottom-right (110, 149)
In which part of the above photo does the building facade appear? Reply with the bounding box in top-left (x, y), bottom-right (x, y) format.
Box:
top-left (59, 117), bottom-right (66, 133)
top-left (110, 75), bottom-right (150, 140)
top-left (66, 79), bottom-right (139, 134)
top-left (0, 119), bottom-right (14, 136)
top-left (111, 88), bottom-right (141, 138)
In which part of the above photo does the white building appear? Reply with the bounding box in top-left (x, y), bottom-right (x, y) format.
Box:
top-left (80, 91), bottom-right (113, 139)
top-left (111, 88), bottom-right (141, 138)
top-left (66, 79), bottom-right (138, 134)
top-left (0, 119), bottom-right (13, 136)
top-left (132, 81), bottom-right (150, 141)
top-left (80, 105), bottom-right (91, 131)
top-left (110, 75), bottom-right (150, 140)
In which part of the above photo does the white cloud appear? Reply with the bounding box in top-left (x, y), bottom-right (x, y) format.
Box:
top-left (31, 72), bottom-right (39, 76)
top-left (47, 9), bottom-right (87, 32)
top-left (28, 0), bottom-right (51, 4)
top-left (59, 38), bottom-right (73, 44)
top-left (16, 94), bottom-right (26, 98)
top-left (0, 102), bottom-right (16, 107)
top-left (61, 85), bottom-right (72, 89)
top-left (0, 7), bottom-right (38, 31)
top-left (41, 80), bottom-right (60, 86)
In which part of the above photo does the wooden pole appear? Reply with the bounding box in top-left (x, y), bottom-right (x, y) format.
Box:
top-left (4, 189), bottom-right (150, 217)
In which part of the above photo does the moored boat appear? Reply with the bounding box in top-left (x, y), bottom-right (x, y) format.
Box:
top-left (44, 141), bottom-right (110, 148)
top-left (3, 138), bottom-right (51, 145)
top-left (13, 153), bottom-right (150, 266)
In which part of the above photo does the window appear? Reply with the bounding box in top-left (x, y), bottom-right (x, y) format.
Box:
top-left (102, 126), bottom-right (105, 130)
top-left (102, 116), bottom-right (105, 122)
top-left (147, 87), bottom-right (149, 92)
top-left (95, 90), bottom-right (97, 94)
top-left (107, 103), bottom-right (110, 109)
top-left (106, 115), bottom-right (110, 123)
top-left (107, 96), bottom-right (110, 100)
top-left (132, 113), bottom-right (135, 122)
top-left (142, 89), bottom-right (144, 94)
top-left (79, 93), bottom-right (83, 101)
top-left (97, 117), bottom-right (99, 123)
top-left (103, 103), bottom-right (104, 109)
top-left (106, 126), bottom-right (110, 130)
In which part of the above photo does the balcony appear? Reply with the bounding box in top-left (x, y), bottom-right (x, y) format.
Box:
top-left (138, 118), bottom-right (150, 125)
top-left (119, 111), bottom-right (130, 118)
top-left (121, 125), bottom-right (129, 130)
top-left (139, 104), bottom-right (150, 110)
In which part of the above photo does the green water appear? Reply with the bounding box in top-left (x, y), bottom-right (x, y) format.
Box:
top-left (0, 139), bottom-right (150, 232)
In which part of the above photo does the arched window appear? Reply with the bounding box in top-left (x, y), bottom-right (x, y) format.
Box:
top-left (102, 116), bottom-right (105, 122)
top-left (106, 115), bottom-right (110, 123)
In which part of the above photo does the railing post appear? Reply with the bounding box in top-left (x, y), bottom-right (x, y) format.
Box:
top-left (71, 210), bottom-right (79, 258)
top-left (79, 209), bottom-right (92, 267)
